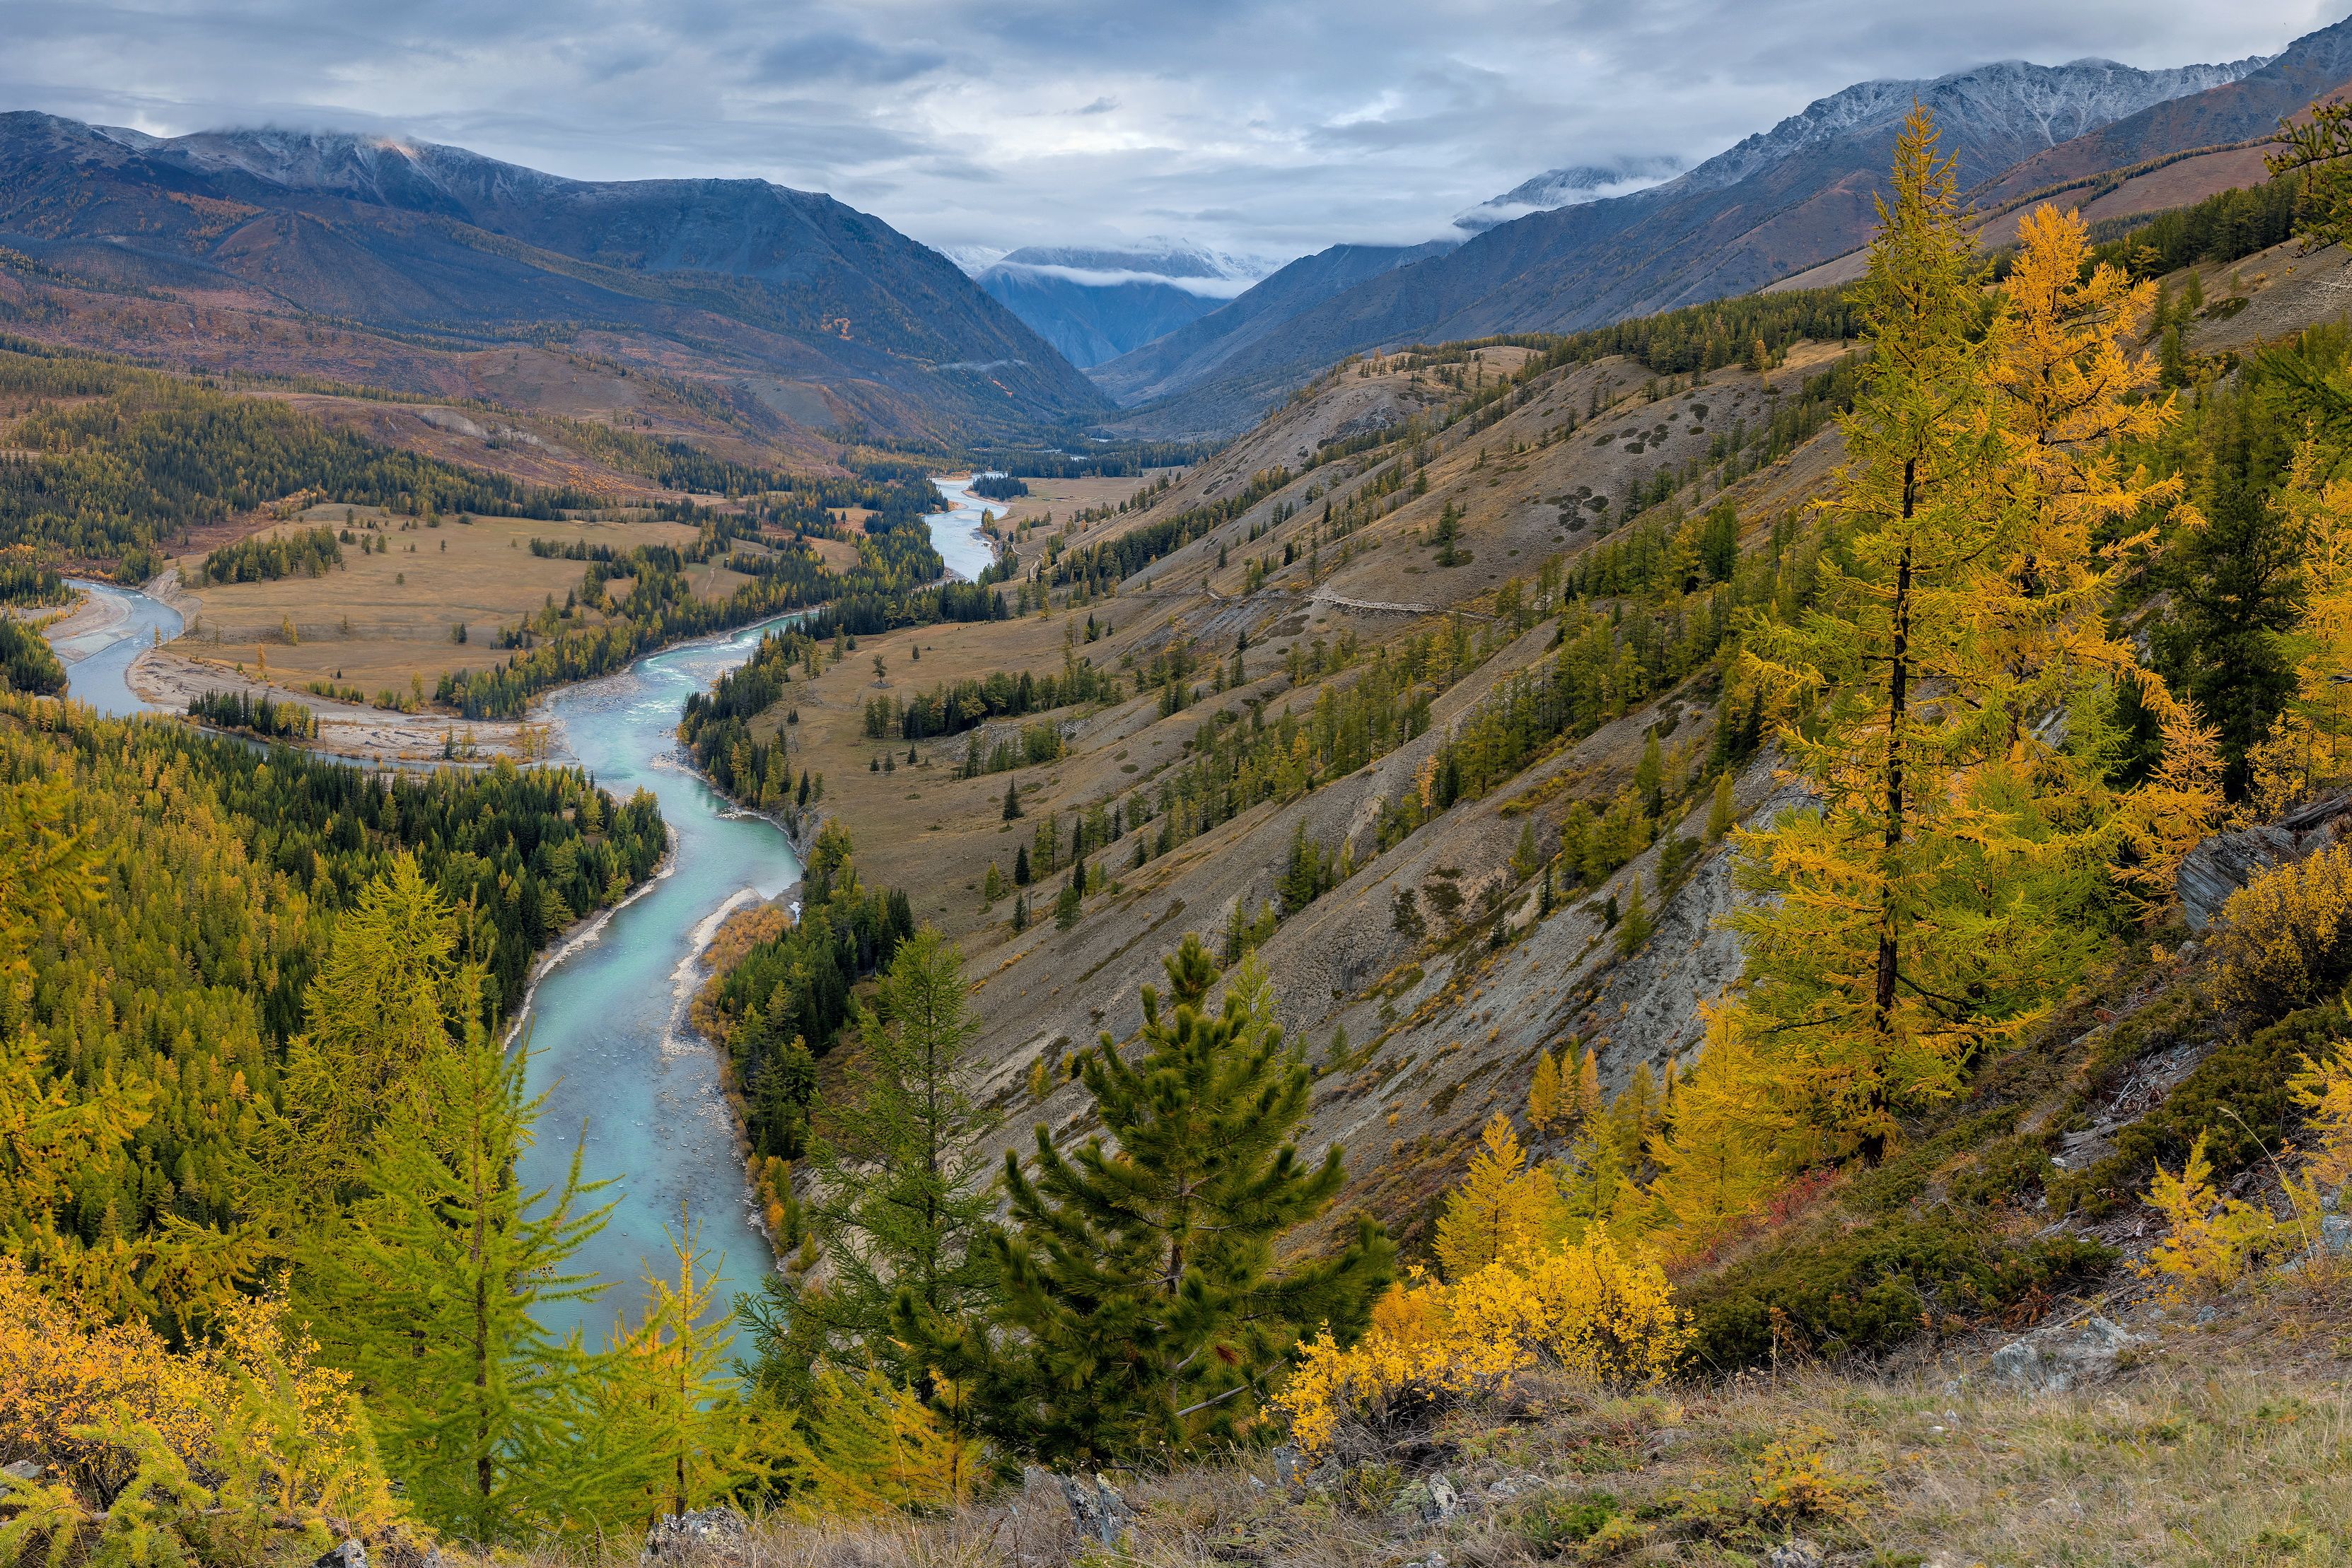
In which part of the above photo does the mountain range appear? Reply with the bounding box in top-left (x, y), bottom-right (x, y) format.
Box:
top-left (1085, 23), bottom-right (2352, 437)
top-left (0, 113), bottom-right (1107, 449)
top-left (971, 244), bottom-right (1275, 369)
top-left (1, 10), bottom-right (2342, 452)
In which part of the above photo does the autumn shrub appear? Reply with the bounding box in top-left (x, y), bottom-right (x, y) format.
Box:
top-left (2293, 1049), bottom-right (2352, 1180)
top-left (1837, 1108), bottom-right (2022, 1216)
top-left (1512, 1488), bottom-right (1620, 1554)
top-left (1512, 1488), bottom-right (1643, 1559)
top-left (1275, 1236), bottom-right (1688, 1455)
top-left (774, 1366), bottom-right (988, 1519)
top-left (2138, 1037), bottom-right (2352, 1299)
top-left (2137, 1132), bottom-right (2293, 1299)
top-left (1680, 1218), bottom-right (2111, 1371)
top-left (1941, 1134), bottom-right (2059, 1210)
top-left (2210, 844), bottom-right (2352, 1020)
top-left (0, 1258), bottom-right (394, 1551)
top-left (1747, 1427), bottom-right (1870, 1527)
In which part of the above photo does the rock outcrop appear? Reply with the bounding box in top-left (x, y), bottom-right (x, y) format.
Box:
top-left (2175, 791), bottom-right (2352, 929)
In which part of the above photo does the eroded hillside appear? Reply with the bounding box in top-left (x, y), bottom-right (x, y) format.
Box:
top-left (732, 327), bottom-right (1857, 1246)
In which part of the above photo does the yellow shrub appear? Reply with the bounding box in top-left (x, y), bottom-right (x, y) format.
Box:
top-left (0, 1257), bottom-right (218, 1497)
top-left (777, 1366), bottom-right (987, 1517)
top-left (0, 1258), bottom-right (392, 1540)
top-left (1276, 1236), bottom-right (1689, 1454)
top-left (2139, 1132), bottom-right (2285, 1299)
top-left (2290, 1037), bottom-right (2352, 1187)
top-left (1748, 1426), bottom-right (1869, 1526)
top-left (2210, 843), bottom-right (2352, 1018)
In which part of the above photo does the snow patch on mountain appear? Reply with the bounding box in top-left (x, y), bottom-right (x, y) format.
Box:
top-left (1671, 54), bottom-right (2273, 197)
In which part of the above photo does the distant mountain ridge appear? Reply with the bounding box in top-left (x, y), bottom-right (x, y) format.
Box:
top-left (1084, 239), bottom-right (1458, 413)
top-left (974, 242), bottom-right (1277, 369)
top-left (0, 114), bottom-right (1108, 442)
top-left (1096, 30), bottom-right (2317, 437)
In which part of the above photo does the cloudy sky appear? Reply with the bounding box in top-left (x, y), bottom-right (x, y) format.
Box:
top-left (2, 1), bottom-right (2335, 266)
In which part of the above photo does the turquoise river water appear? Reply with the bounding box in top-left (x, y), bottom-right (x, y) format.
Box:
top-left (51, 478), bottom-right (999, 1342)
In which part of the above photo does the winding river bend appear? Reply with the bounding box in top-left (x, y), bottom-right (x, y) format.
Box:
top-left (49, 481), bottom-right (988, 1340)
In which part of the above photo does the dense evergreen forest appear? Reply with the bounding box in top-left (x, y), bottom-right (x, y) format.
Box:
top-left (185, 687), bottom-right (321, 739)
top-left (0, 619), bottom-right (66, 694)
top-left (194, 526), bottom-right (343, 585)
top-left (699, 823), bottom-right (916, 1159)
top-left (0, 554), bottom-right (66, 606)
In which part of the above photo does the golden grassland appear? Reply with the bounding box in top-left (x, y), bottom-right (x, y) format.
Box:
top-left (736, 607), bottom-right (1148, 935)
top-left (163, 507), bottom-right (716, 696)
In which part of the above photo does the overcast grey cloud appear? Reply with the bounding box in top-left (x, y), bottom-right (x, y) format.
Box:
top-left (0, 1), bottom-right (2334, 263)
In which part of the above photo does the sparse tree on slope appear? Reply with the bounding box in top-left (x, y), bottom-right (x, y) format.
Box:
top-left (1434, 1116), bottom-right (1568, 1279)
top-left (1643, 1010), bottom-right (1782, 1246)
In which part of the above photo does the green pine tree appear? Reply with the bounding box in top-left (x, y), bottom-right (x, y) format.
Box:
top-left (1706, 771), bottom-right (1735, 841)
top-left (906, 935), bottom-right (1392, 1468)
top-left (1634, 731), bottom-right (1665, 819)
top-left (1279, 821), bottom-right (1323, 915)
top-left (1613, 875), bottom-right (1653, 959)
top-left (740, 929), bottom-right (1001, 1397)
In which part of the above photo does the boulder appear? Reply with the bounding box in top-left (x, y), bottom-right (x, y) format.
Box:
top-left (1765, 1542), bottom-right (1823, 1568)
top-left (1389, 1472), bottom-right (1460, 1525)
top-left (315, 1543), bottom-right (367, 1568)
top-left (1989, 1313), bottom-right (2144, 1393)
top-left (1051, 1470), bottom-right (1134, 1548)
top-left (642, 1507), bottom-right (749, 1564)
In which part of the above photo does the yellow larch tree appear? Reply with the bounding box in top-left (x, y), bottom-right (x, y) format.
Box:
top-left (1643, 1009), bottom-right (1784, 1248)
top-left (1433, 1116), bottom-right (1568, 1280)
top-left (1989, 202), bottom-right (2220, 908)
top-left (1730, 104), bottom-right (2047, 1162)
top-left (1573, 1046), bottom-right (1603, 1123)
top-left (1527, 1051), bottom-right (1564, 1133)
top-left (1726, 112), bottom-right (2203, 1163)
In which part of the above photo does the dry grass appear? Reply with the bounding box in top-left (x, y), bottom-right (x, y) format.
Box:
top-left (507, 1287), bottom-right (2352, 1568)
top-left (752, 607), bottom-right (1168, 939)
top-left (165, 507), bottom-right (705, 694)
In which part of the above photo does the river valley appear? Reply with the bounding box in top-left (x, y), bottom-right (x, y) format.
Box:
top-left (45, 481), bottom-right (991, 1341)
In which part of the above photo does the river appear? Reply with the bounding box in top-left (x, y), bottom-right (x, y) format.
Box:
top-left (926, 472), bottom-right (1008, 582)
top-left (46, 481), bottom-right (984, 1345)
